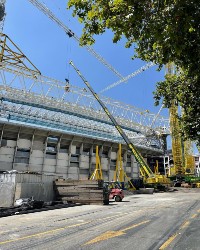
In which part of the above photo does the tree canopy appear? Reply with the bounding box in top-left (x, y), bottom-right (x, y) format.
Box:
top-left (68, 0), bottom-right (200, 145)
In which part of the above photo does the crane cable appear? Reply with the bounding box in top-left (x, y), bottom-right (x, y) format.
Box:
top-left (28, 0), bottom-right (124, 79)
top-left (47, 0), bottom-right (72, 83)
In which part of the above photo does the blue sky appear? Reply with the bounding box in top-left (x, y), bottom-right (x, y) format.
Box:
top-left (3, 0), bottom-right (168, 117)
top-left (3, 0), bottom-right (200, 154)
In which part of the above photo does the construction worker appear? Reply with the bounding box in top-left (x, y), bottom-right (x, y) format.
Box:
top-left (66, 29), bottom-right (74, 38)
top-left (65, 78), bottom-right (70, 92)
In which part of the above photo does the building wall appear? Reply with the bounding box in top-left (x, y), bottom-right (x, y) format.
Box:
top-left (0, 173), bottom-right (55, 207)
top-left (194, 155), bottom-right (200, 177)
top-left (0, 173), bottom-right (16, 207)
top-left (0, 123), bottom-right (140, 181)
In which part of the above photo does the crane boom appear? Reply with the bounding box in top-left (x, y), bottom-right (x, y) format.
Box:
top-left (100, 62), bottom-right (155, 93)
top-left (69, 60), bottom-right (170, 185)
top-left (28, 0), bottom-right (124, 79)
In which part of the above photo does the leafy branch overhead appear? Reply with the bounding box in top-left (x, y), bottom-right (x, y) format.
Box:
top-left (68, 0), bottom-right (200, 144)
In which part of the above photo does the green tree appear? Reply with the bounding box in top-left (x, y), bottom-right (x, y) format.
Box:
top-left (68, 0), bottom-right (200, 145)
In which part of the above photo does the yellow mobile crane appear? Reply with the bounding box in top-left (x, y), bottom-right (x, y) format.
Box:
top-left (69, 61), bottom-right (170, 187)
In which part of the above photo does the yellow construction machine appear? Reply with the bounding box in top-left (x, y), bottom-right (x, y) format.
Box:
top-left (166, 63), bottom-right (195, 183)
top-left (69, 61), bottom-right (170, 188)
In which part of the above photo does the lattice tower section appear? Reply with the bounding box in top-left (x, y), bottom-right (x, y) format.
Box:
top-left (184, 140), bottom-right (195, 175)
top-left (169, 102), bottom-right (184, 175)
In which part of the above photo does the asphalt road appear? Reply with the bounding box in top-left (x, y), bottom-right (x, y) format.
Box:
top-left (0, 188), bottom-right (200, 250)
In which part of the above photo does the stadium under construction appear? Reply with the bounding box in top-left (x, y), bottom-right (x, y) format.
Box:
top-left (0, 32), bottom-right (171, 181)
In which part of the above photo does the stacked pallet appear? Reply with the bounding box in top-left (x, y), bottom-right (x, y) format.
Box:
top-left (54, 179), bottom-right (109, 205)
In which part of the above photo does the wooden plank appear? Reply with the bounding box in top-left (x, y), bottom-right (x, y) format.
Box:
top-left (54, 179), bottom-right (105, 205)
top-left (61, 197), bottom-right (104, 202)
top-left (54, 185), bottom-right (103, 190)
top-left (69, 201), bottom-right (104, 205)
top-left (55, 182), bottom-right (99, 186)
top-left (58, 193), bottom-right (103, 197)
top-left (61, 196), bottom-right (104, 200)
top-left (56, 187), bottom-right (103, 193)
top-left (57, 191), bottom-right (103, 196)
top-left (58, 194), bottom-right (104, 199)
top-left (80, 202), bottom-right (104, 205)
top-left (54, 180), bottom-right (99, 185)
top-left (54, 182), bottom-right (100, 187)
top-left (57, 194), bottom-right (104, 198)
top-left (54, 180), bottom-right (103, 188)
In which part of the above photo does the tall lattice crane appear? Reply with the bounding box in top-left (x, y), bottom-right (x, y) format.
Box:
top-left (167, 64), bottom-right (195, 177)
top-left (166, 63), bottom-right (184, 176)
top-left (169, 101), bottom-right (184, 176)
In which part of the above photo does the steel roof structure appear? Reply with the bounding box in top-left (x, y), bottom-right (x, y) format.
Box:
top-left (0, 33), bottom-right (169, 154)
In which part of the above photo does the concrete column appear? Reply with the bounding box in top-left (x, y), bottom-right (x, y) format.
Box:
top-left (131, 155), bottom-right (139, 179)
top-left (41, 132), bottom-right (50, 174)
top-left (28, 129), bottom-right (35, 171)
top-left (55, 134), bottom-right (63, 175)
top-left (107, 146), bottom-right (112, 181)
top-left (12, 127), bottom-right (21, 170)
top-left (67, 137), bottom-right (74, 178)
top-left (80, 142), bottom-right (83, 155)
top-left (89, 144), bottom-right (94, 178)
top-left (123, 150), bottom-right (128, 173)
top-left (77, 143), bottom-right (84, 180)
top-left (0, 124), bottom-right (5, 147)
top-left (99, 145), bottom-right (103, 156)
top-left (98, 145), bottom-right (105, 179)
